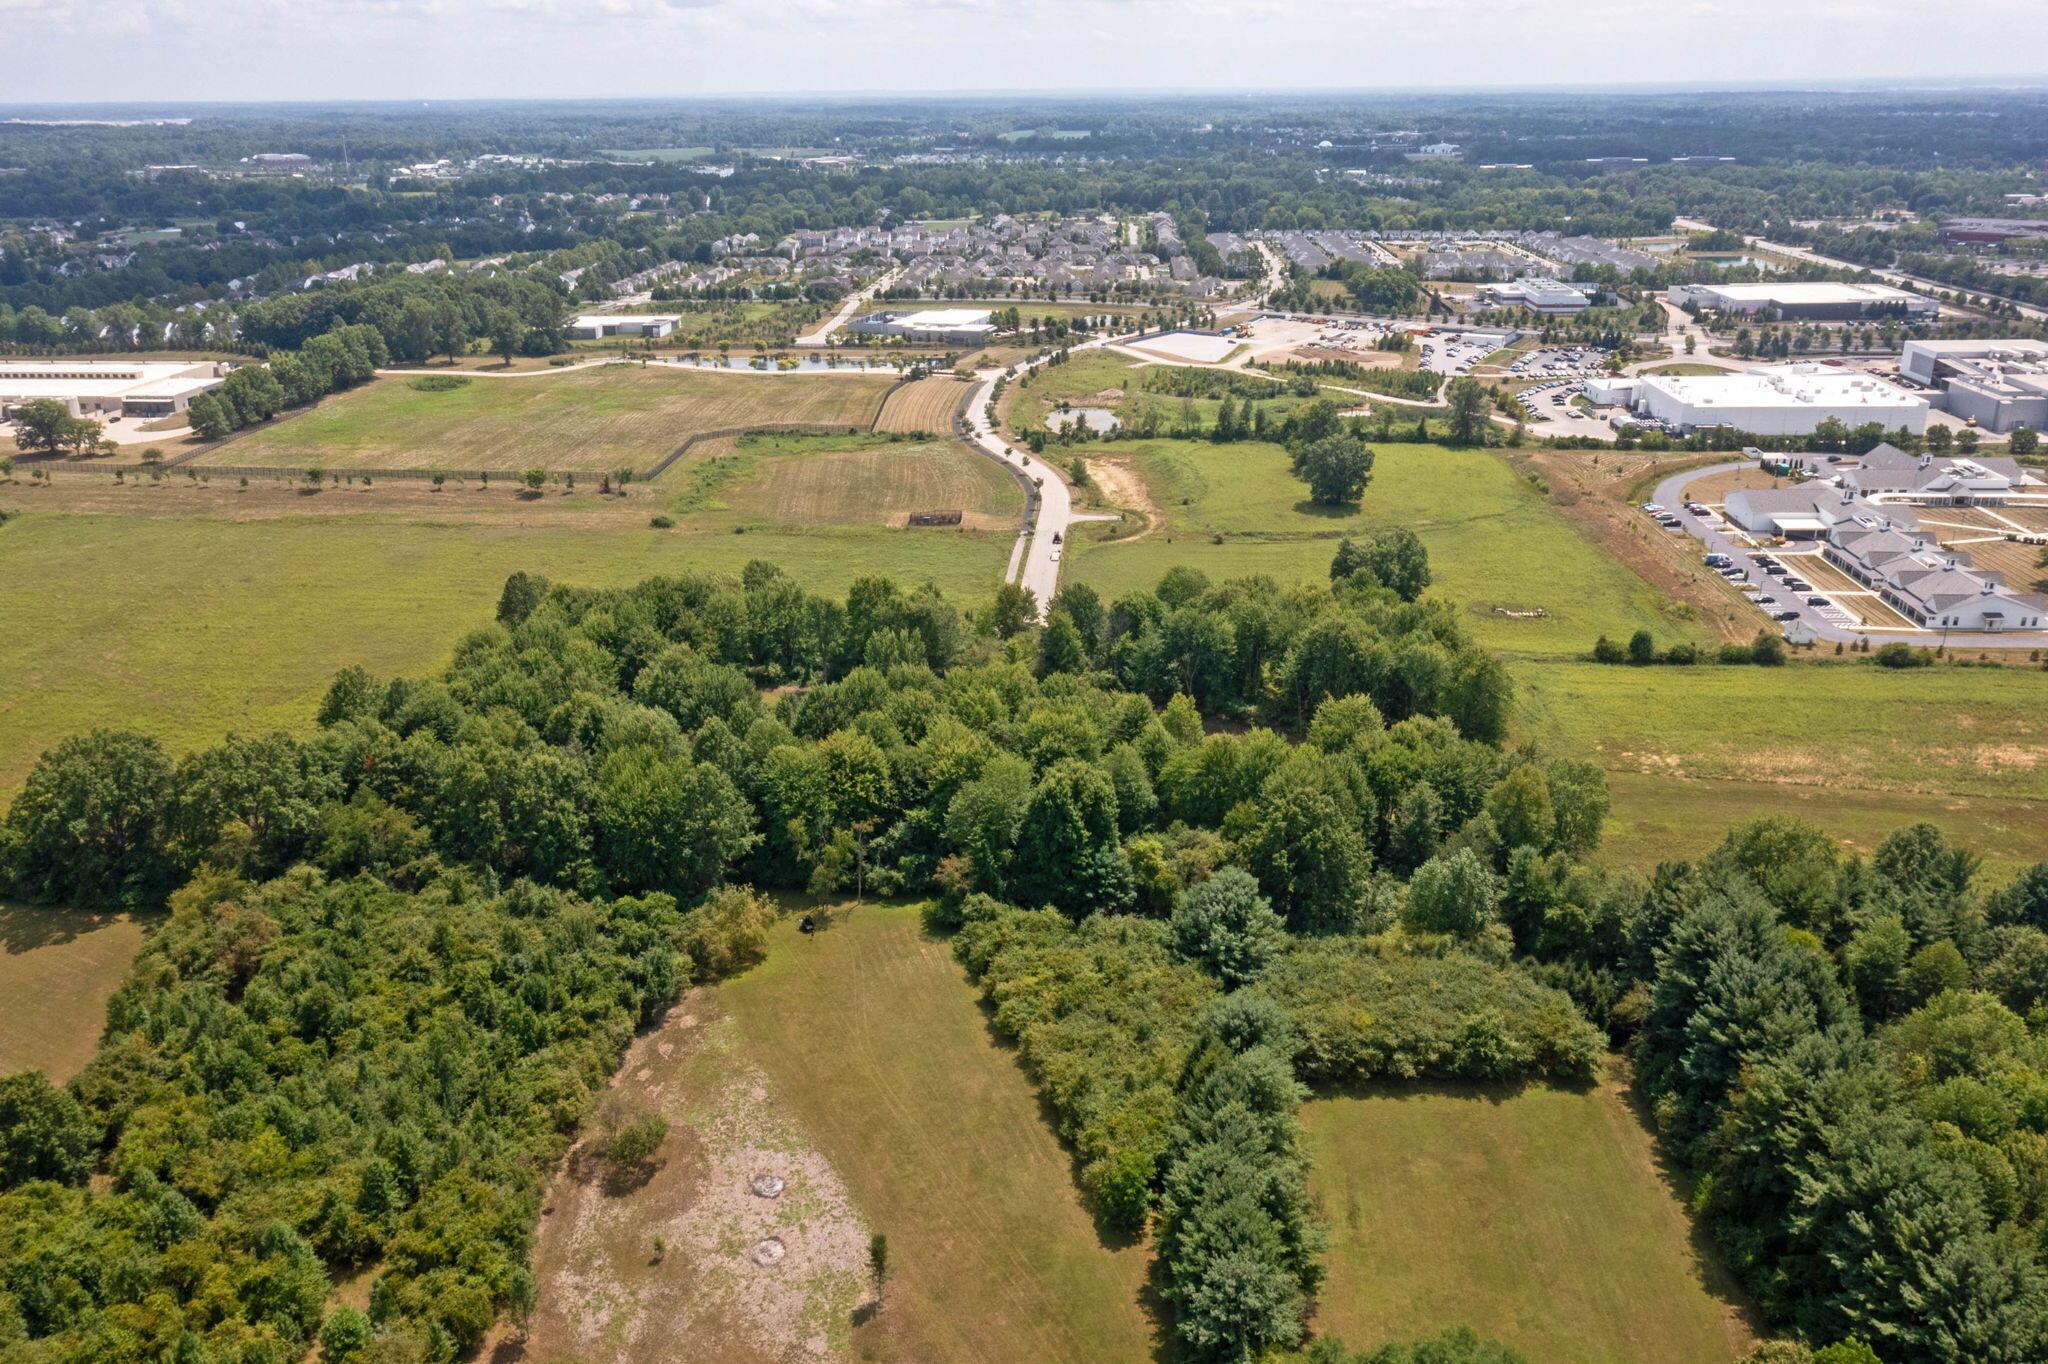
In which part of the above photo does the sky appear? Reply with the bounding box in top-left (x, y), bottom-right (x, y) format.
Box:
top-left (3, 0), bottom-right (2046, 105)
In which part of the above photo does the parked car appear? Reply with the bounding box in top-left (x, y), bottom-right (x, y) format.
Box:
top-left (1774, 610), bottom-right (1801, 622)
top-left (1806, 595), bottom-right (1829, 606)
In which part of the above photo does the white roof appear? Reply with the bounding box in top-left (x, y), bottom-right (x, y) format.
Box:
top-left (571, 313), bottom-right (680, 327)
top-left (0, 360), bottom-right (223, 401)
top-left (1640, 364), bottom-right (1928, 413)
top-left (1692, 281), bottom-right (1920, 306)
top-left (887, 308), bottom-right (995, 328)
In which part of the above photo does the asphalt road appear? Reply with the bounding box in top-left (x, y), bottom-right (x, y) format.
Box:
top-left (962, 332), bottom-right (1136, 617)
top-left (1652, 461), bottom-right (2048, 650)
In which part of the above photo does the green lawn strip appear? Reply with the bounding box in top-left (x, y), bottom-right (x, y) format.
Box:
top-left (0, 903), bottom-right (147, 1082)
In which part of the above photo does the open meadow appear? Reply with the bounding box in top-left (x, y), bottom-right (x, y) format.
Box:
top-left (0, 903), bottom-right (145, 1082)
top-left (194, 364), bottom-right (896, 474)
top-left (520, 904), bottom-right (1161, 1364)
top-left (663, 431), bottom-right (1023, 531)
top-left (1304, 1067), bottom-right (1758, 1364)
top-left (1065, 439), bottom-right (1698, 661)
top-left (0, 486), bottom-right (1013, 793)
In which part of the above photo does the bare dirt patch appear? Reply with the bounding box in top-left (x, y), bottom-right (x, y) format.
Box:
top-left (1084, 456), bottom-right (1162, 541)
top-left (1688, 467), bottom-right (1792, 505)
top-left (511, 997), bottom-right (873, 1364)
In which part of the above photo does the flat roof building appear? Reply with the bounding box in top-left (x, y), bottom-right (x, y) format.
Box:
top-left (1632, 364), bottom-right (1928, 437)
top-left (1900, 339), bottom-right (2048, 434)
top-left (1941, 217), bottom-right (2048, 245)
top-left (848, 308), bottom-right (998, 345)
top-left (567, 313), bottom-right (681, 340)
top-left (0, 359), bottom-right (229, 420)
top-left (1668, 281), bottom-right (1938, 321)
top-left (1478, 278), bottom-right (1593, 314)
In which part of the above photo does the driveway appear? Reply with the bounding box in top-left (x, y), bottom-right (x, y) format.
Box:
top-left (1652, 461), bottom-right (2048, 649)
top-left (795, 267), bottom-right (905, 348)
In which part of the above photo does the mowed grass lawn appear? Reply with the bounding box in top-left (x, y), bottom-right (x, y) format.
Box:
top-left (198, 365), bottom-right (895, 474)
top-left (0, 904), bottom-right (146, 1082)
top-left (666, 432), bottom-right (1023, 530)
top-left (0, 509), bottom-right (1010, 793)
top-left (715, 905), bottom-right (1161, 1364)
top-left (1306, 1070), bottom-right (1757, 1364)
top-left (1067, 440), bottom-right (1695, 659)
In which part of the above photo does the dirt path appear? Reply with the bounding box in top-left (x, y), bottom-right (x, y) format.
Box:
top-left (506, 996), bottom-right (873, 1364)
top-left (1083, 455), bottom-right (1162, 542)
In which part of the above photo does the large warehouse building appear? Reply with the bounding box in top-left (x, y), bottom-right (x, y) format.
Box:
top-left (1632, 364), bottom-right (1929, 436)
top-left (567, 313), bottom-right (680, 340)
top-left (847, 308), bottom-right (997, 345)
top-left (0, 359), bottom-right (229, 420)
top-left (1667, 281), bottom-right (1939, 321)
top-left (1899, 338), bottom-right (2048, 434)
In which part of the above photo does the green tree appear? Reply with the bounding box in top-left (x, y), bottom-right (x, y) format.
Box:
top-left (1331, 528), bottom-right (1430, 601)
top-left (595, 747), bottom-right (757, 896)
top-left (1, 729), bottom-right (179, 907)
top-left (1291, 432), bottom-right (1375, 505)
top-left (0, 1071), bottom-right (98, 1190)
top-left (1404, 847), bottom-right (1502, 937)
top-left (1012, 759), bottom-right (1131, 917)
top-left (1444, 377), bottom-right (1491, 445)
top-left (1171, 866), bottom-right (1285, 988)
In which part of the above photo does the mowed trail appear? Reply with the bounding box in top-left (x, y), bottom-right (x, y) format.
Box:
top-left (718, 906), bottom-right (1163, 1364)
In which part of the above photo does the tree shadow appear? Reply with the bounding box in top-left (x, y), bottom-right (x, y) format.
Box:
top-left (0, 901), bottom-right (132, 955)
top-left (1289, 498), bottom-right (1364, 519)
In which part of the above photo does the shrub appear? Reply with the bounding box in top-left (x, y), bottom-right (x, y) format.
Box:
top-left (679, 885), bottom-right (778, 981)
top-left (406, 374), bottom-right (471, 392)
top-left (650, 514), bottom-right (675, 529)
top-left (1872, 641), bottom-right (1934, 669)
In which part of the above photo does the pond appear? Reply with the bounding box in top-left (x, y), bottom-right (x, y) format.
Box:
top-left (1047, 407), bottom-right (1121, 432)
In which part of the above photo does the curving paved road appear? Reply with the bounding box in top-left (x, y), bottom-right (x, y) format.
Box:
top-left (1653, 461), bottom-right (2048, 649)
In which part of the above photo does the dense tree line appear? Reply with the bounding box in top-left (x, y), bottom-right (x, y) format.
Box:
top-left (185, 322), bottom-right (387, 440)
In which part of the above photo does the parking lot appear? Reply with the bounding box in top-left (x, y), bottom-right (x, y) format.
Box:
top-left (1505, 346), bottom-right (1609, 378)
top-left (1418, 331), bottom-right (1510, 376)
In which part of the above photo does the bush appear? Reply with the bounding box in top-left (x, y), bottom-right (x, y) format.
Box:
top-left (650, 514), bottom-right (676, 529)
top-left (1872, 641), bottom-right (1934, 669)
top-left (406, 374), bottom-right (471, 392)
top-left (679, 885), bottom-right (778, 981)
top-left (599, 1105), bottom-right (669, 1170)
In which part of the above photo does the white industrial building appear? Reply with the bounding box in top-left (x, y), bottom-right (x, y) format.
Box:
top-left (567, 313), bottom-right (681, 340)
top-left (0, 359), bottom-right (229, 420)
top-left (1477, 278), bottom-right (1593, 315)
top-left (1899, 339), bottom-right (2048, 434)
top-left (1632, 364), bottom-right (1928, 437)
top-left (1668, 281), bottom-right (1939, 321)
top-left (847, 308), bottom-right (998, 345)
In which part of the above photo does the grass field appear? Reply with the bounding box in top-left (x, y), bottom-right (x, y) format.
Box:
top-left (1305, 1068), bottom-right (1757, 1364)
top-left (666, 432), bottom-right (1023, 530)
top-left (706, 905), bottom-right (1160, 1362)
top-left (0, 903), bottom-right (145, 1082)
top-left (874, 376), bottom-right (971, 433)
top-left (198, 365), bottom-right (894, 474)
top-left (0, 507), bottom-right (1011, 793)
top-left (1066, 440), bottom-right (1697, 660)
top-left (1516, 657), bottom-right (2048, 877)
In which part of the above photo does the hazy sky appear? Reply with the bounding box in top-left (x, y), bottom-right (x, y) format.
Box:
top-left (4, 0), bottom-right (2045, 104)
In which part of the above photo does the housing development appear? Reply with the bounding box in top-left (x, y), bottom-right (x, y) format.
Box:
top-left (4, 75), bottom-right (2048, 1364)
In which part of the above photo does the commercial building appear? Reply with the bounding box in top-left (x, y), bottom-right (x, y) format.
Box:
top-left (0, 359), bottom-right (229, 420)
top-left (566, 313), bottom-right (680, 340)
top-left (847, 308), bottom-right (998, 345)
top-left (1632, 364), bottom-right (1929, 437)
top-left (1940, 217), bottom-right (2048, 245)
top-left (1825, 513), bottom-right (2046, 632)
top-left (1477, 278), bottom-right (1593, 315)
top-left (1899, 339), bottom-right (2048, 434)
top-left (1668, 281), bottom-right (1938, 321)
top-left (1839, 445), bottom-right (2034, 503)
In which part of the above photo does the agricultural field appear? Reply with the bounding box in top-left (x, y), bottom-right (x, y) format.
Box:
top-left (664, 431), bottom-right (1024, 531)
top-left (522, 905), bottom-right (1160, 1364)
top-left (196, 364), bottom-right (895, 474)
top-left (1065, 439), bottom-right (1697, 660)
top-left (0, 903), bottom-right (145, 1082)
top-left (1305, 1068), bottom-right (1757, 1364)
top-left (0, 496), bottom-right (1013, 793)
top-left (874, 375), bottom-right (971, 433)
